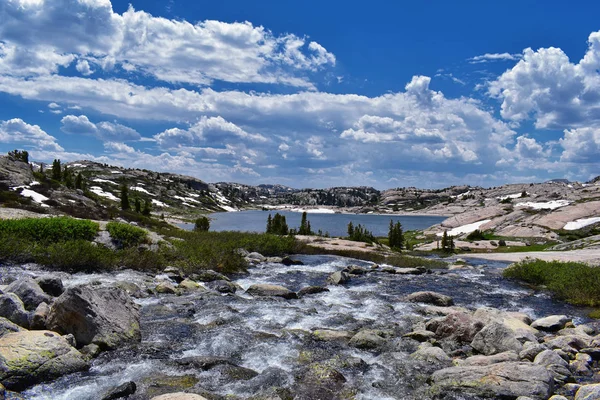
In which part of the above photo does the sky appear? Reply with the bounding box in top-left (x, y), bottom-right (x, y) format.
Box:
top-left (0, 0), bottom-right (600, 189)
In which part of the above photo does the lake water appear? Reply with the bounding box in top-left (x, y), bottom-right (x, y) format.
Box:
top-left (181, 210), bottom-right (447, 236)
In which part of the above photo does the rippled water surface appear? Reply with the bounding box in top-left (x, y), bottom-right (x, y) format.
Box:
top-left (3, 255), bottom-right (591, 400)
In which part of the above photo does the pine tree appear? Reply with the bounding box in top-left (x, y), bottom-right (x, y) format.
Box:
top-left (134, 197), bottom-right (141, 213)
top-left (266, 214), bottom-right (273, 233)
top-left (75, 173), bottom-right (83, 190)
top-left (388, 220), bottom-right (404, 250)
top-left (194, 216), bottom-right (210, 231)
top-left (120, 184), bottom-right (130, 210)
top-left (298, 211), bottom-right (313, 235)
top-left (441, 230), bottom-right (448, 251)
top-left (347, 221), bottom-right (354, 237)
top-left (51, 159), bottom-right (61, 181)
top-left (142, 200), bottom-right (151, 216)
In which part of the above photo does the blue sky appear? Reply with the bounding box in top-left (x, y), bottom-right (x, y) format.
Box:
top-left (1, 0), bottom-right (599, 189)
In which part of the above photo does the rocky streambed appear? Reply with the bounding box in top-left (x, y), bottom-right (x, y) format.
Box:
top-left (2, 255), bottom-right (600, 399)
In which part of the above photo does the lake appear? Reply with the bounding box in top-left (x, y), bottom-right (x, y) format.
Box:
top-left (181, 210), bottom-right (447, 236)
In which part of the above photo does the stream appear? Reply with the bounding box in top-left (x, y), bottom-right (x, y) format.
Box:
top-left (2, 255), bottom-right (593, 400)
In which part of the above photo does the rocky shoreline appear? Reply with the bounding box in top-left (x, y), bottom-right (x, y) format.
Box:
top-left (1, 254), bottom-right (600, 399)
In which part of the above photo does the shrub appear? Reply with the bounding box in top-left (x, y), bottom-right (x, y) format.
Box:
top-left (106, 222), bottom-right (148, 248)
top-left (503, 259), bottom-right (600, 306)
top-left (466, 229), bottom-right (485, 241)
top-left (35, 240), bottom-right (116, 272)
top-left (194, 216), bottom-right (210, 232)
top-left (0, 217), bottom-right (98, 243)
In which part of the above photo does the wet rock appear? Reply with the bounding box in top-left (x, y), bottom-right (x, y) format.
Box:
top-left (30, 301), bottom-right (50, 330)
top-left (411, 343), bottom-right (452, 364)
top-left (80, 343), bottom-right (101, 359)
top-left (471, 322), bottom-right (525, 355)
top-left (246, 252), bottom-right (266, 263)
top-left (457, 350), bottom-right (520, 367)
top-left (403, 330), bottom-right (436, 342)
top-left (0, 294), bottom-right (29, 328)
top-left (191, 270), bottom-right (230, 282)
top-left (432, 311), bottom-right (484, 344)
top-left (5, 277), bottom-right (51, 311)
top-left (406, 291), bottom-right (453, 306)
top-left (114, 281), bottom-right (146, 298)
top-left (163, 268), bottom-right (184, 284)
top-left (532, 315), bottom-right (571, 331)
top-left (575, 383), bottom-right (600, 400)
top-left (150, 394), bottom-right (208, 400)
top-left (141, 374), bottom-right (200, 399)
top-left (395, 267), bottom-right (426, 275)
top-left (246, 284), bottom-right (297, 300)
top-left (343, 265), bottom-right (367, 275)
top-left (281, 256), bottom-right (303, 266)
top-left (430, 362), bottom-right (554, 399)
top-left (155, 281), bottom-right (177, 294)
top-left (297, 286), bottom-right (329, 297)
top-left (35, 276), bottom-right (64, 297)
top-left (312, 329), bottom-right (353, 342)
top-left (293, 361), bottom-right (352, 400)
top-left (206, 280), bottom-right (237, 294)
top-left (178, 279), bottom-right (202, 292)
top-left (46, 285), bottom-right (141, 350)
top-left (101, 381), bottom-right (137, 400)
top-left (0, 330), bottom-right (89, 391)
top-left (349, 329), bottom-right (386, 349)
top-left (175, 355), bottom-right (232, 370)
top-left (326, 271), bottom-right (350, 285)
top-left (220, 363), bottom-right (259, 381)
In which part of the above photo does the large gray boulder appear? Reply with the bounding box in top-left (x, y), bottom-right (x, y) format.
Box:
top-left (246, 284), bottom-right (297, 299)
top-left (46, 285), bottom-right (141, 350)
top-left (349, 329), bottom-right (387, 349)
top-left (457, 350), bottom-right (519, 367)
top-left (406, 291), bottom-right (454, 306)
top-left (35, 276), bottom-right (64, 297)
top-left (0, 330), bottom-right (89, 391)
top-left (5, 278), bottom-right (51, 311)
top-left (0, 316), bottom-right (23, 337)
top-left (430, 311), bottom-right (484, 344)
top-left (430, 362), bottom-right (554, 399)
top-left (534, 349), bottom-right (572, 383)
top-left (575, 384), bottom-right (600, 400)
top-left (471, 322), bottom-right (527, 355)
top-left (327, 271), bottom-right (350, 285)
top-left (531, 315), bottom-right (571, 332)
top-left (0, 294), bottom-right (29, 328)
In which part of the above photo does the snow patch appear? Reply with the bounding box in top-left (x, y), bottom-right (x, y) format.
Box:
top-left (130, 187), bottom-right (156, 196)
top-left (497, 193), bottom-right (525, 201)
top-left (437, 219), bottom-right (491, 237)
top-left (290, 208), bottom-right (336, 214)
top-left (29, 181), bottom-right (40, 186)
top-left (221, 205), bottom-right (238, 212)
top-left (89, 186), bottom-right (119, 201)
top-left (18, 189), bottom-right (50, 207)
top-left (174, 195), bottom-right (200, 204)
top-left (111, 170), bottom-right (122, 174)
top-left (92, 178), bottom-right (118, 185)
top-left (563, 217), bottom-right (600, 231)
top-left (151, 199), bottom-right (168, 208)
top-left (516, 200), bottom-right (570, 210)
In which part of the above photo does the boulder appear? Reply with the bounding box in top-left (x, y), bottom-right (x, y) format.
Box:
top-left (151, 394), bottom-right (208, 400)
top-left (297, 286), bottom-right (329, 297)
top-left (411, 343), bottom-right (452, 364)
top-left (0, 294), bottom-right (29, 328)
top-left (403, 330), bottom-right (436, 342)
top-left (432, 311), bottom-right (484, 344)
top-left (281, 256), bottom-right (304, 266)
top-left (326, 271), bottom-right (350, 285)
top-left (430, 362), bottom-right (554, 399)
top-left (457, 351), bottom-right (520, 367)
top-left (0, 330), bottom-right (89, 391)
top-left (246, 284), bottom-right (297, 300)
top-left (520, 343), bottom-right (549, 361)
top-left (191, 270), bottom-right (230, 282)
top-left (312, 329), bottom-right (353, 342)
top-left (406, 291), bottom-right (453, 306)
top-left (534, 349), bottom-right (572, 383)
top-left (575, 383), bottom-right (600, 400)
top-left (343, 265), bottom-right (367, 275)
top-left (46, 285), bottom-right (141, 350)
top-left (0, 316), bottom-right (23, 337)
top-left (155, 281), bottom-right (177, 294)
top-left (101, 381), bottom-right (137, 400)
top-left (349, 329), bottom-right (386, 349)
top-left (5, 278), bottom-right (51, 311)
top-left (35, 276), bottom-right (64, 297)
top-left (293, 361), bottom-right (351, 400)
top-left (205, 280), bottom-right (237, 294)
top-left (532, 315), bottom-right (571, 331)
top-left (178, 279), bottom-right (202, 291)
top-left (395, 267), bottom-right (425, 275)
top-left (471, 322), bottom-right (525, 355)
top-left (246, 252), bottom-right (266, 263)
top-left (30, 302), bottom-right (50, 330)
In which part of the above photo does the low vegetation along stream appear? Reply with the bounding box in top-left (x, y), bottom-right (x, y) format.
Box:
top-left (2, 254), bottom-right (598, 400)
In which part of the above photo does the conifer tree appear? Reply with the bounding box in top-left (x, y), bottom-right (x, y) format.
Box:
top-left (51, 159), bottom-right (61, 181)
top-left (75, 173), bottom-right (83, 190)
top-left (142, 200), bottom-right (151, 216)
top-left (266, 214), bottom-right (273, 233)
top-left (134, 197), bottom-right (141, 213)
top-left (120, 184), bottom-right (130, 210)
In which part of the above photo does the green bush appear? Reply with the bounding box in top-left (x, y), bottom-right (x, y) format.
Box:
top-left (504, 259), bottom-right (600, 306)
top-left (0, 217), bottom-right (98, 243)
top-left (106, 222), bottom-right (148, 248)
top-left (194, 216), bottom-right (210, 232)
top-left (35, 240), bottom-right (116, 272)
top-left (466, 229), bottom-right (485, 241)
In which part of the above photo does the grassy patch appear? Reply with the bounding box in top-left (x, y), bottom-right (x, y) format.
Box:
top-left (106, 221), bottom-right (148, 248)
top-left (503, 259), bottom-right (600, 306)
top-left (0, 217), bottom-right (98, 243)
